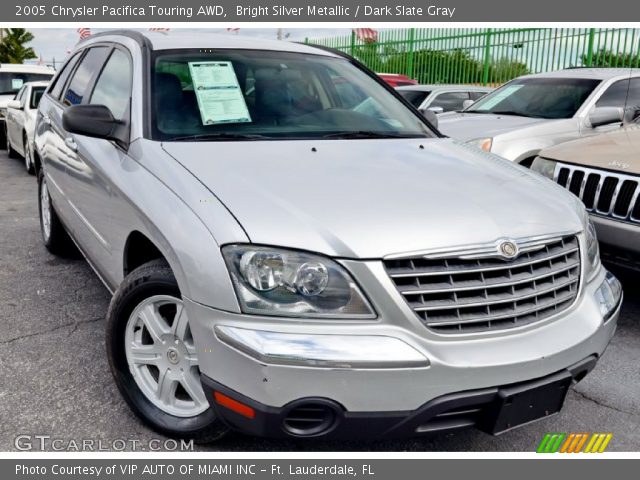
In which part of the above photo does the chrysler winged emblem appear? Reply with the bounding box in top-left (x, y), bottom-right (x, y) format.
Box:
top-left (498, 240), bottom-right (519, 259)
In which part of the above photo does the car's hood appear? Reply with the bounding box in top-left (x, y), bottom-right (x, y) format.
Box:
top-left (438, 112), bottom-right (550, 142)
top-left (541, 124), bottom-right (640, 175)
top-left (162, 138), bottom-right (582, 259)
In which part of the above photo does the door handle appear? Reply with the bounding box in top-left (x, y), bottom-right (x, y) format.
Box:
top-left (64, 137), bottom-right (78, 152)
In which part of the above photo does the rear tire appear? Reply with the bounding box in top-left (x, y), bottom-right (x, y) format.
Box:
top-left (38, 169), bottom-right (74, 256)
top-left (6, 127), bottom-right (18, 158)
top-left (106, 259), bottom-right (228, 443)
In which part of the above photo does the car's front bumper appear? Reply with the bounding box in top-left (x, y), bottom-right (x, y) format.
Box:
top-left (201, 355), bottom-right (598, 440)
top-left (187, 265), bottom-right (620, 438)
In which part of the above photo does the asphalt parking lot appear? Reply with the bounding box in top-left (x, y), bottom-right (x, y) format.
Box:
top-left (1, 151), bottom-right (639, 452)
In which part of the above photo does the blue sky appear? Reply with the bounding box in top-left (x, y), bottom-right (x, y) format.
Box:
top-left (27, 28), bottom-right (351, 67)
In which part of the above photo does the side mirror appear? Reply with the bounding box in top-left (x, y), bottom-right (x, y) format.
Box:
top-left (589, 106), bottom-right (623, 128)
top-left (427, 106), bottom-right (444, 115)
top-left (7, 100), bottom-right (21, 110)
top-left (419, 108), bottom-right (438, 129)
top-left (62, 105), bottom-right (127, 146)
top-left (462, 99), bottom-right (475, 110)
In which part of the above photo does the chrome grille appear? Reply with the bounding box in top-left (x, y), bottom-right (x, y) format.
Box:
top-left (554, 163), bottom-right (640, 223)
top-left (384, 235), bottom-right (580, 334)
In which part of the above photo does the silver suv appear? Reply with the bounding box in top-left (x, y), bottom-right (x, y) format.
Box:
top-left (439, 68), bottom-right (640, 166)
top-left (34, 31), bottom-right (621, 442)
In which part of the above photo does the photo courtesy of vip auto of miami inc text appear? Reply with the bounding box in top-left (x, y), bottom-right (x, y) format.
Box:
top-left (0, 0), bottom-right (639, 478)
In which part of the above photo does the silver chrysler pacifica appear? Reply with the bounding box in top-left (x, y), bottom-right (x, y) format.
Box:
top-left (33, 31), bottom-right (622, 442)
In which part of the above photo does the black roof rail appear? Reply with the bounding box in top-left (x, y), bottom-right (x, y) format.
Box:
top-left (78, 29), bottom-right (152, 51)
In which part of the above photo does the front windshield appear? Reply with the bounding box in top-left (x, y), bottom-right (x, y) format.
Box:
top-left (466, 77), bottom-right (600, 119)
top-left (151, 49), bottom-right (432, 140)
top-left (0, 73), bottom-right (52, 95)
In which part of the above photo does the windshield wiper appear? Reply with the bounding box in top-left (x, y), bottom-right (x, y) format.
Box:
top-left (321, 131), bottom-right (422, 139)
top-left (165, 133), bottom-right (268, 142)
top-left (489, 110), bottom-right (546, 119)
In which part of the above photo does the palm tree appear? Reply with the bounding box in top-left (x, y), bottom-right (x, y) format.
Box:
top-left (0, 29), bottom-right (37, 64)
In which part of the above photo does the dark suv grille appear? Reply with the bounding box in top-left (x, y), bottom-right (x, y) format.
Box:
top-left (554, 164), bottom-right (640, 223)
top-left (384, 235), bottom-right (580, 334)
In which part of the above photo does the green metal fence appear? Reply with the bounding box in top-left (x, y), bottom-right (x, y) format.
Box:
top-left (306, 28), bottom-right (640, 86)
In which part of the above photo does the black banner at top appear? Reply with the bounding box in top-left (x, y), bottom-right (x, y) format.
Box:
top-left (6, 0), bottom-right (640, 22)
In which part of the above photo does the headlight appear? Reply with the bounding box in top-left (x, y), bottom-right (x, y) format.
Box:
top-left (467, 137), bottom-right (493, 152)
top-left (584, 213), bottom-right (601, 279)
top-left (594, 271), bottom-right (622, 321)
top-left (530, 157), bottom-right (557, 179)
top-left (222, 245), bottom-right (376, 318)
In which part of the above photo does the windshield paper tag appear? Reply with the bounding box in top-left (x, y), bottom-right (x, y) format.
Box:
top-left (476, 84), bottom-right (524, 110)
top-left (11, 79), bottom-right (23, 90)
top-left (188, 61), bottom-right (252, 125)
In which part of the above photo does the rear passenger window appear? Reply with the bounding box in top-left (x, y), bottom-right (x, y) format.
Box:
top-left (89, 49), bottom-right (132, 120)
top-left (62, 47), bottom-right (109, 107)
top-left (430, 91), bottom-right (470, 112)
top-left (470, 91), bottom-right (488, 101)
top-left (49, 52), bottom-right (82, 100)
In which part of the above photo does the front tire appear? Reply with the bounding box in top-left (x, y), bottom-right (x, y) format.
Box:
top-left (106, 260), bottom-right (228, 443)
top-left (38, 169), bottom-right (74, 256)
top-left (24, 135), bottom-right (34, 175)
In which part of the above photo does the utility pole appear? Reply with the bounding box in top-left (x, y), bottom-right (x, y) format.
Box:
top-left (276, 28), bottom-right (283, 40)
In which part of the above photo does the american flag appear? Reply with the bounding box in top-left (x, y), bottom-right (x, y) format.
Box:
top-left (149, 28), bottom-right (170, 32)
top-left (353, 28), bottom-right (378, 43)
top-left (77, 28), bottom-right (91, 40)
top-left (226, 28), bottom-right (240, 32)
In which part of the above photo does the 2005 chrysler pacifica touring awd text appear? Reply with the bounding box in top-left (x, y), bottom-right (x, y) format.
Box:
top-left (33, 31), bottom-right (622, 442)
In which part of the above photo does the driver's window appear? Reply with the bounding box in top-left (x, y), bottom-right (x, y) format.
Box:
top-left (596, 79), bottom-right (631, 109)
top-left (595, 78), bottom-right (640, 123)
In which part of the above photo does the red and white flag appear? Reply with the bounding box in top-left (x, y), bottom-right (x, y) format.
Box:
top-left (226, 28), bottom-right (240, 32)
top-left (353, 28), bottom-right (378, 43)
top-left (77, 28), bottom-right (91, 40)
top-left (149, 28), bottom-right (170, 32)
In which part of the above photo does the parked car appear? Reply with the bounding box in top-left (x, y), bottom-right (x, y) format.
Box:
top-left (34, 31), bottom-right (621, 442)
top-left (5, 81), bottom-right (49, 174)
top-left (532, 121), bottom-right (640, 271)
top-left (0, 64), bottom-right (55, 147)
top-left (377, 72), bottom-right (418, 87)
top-left (438, 68), bottom-right (640, 166)
top-left (396, 84), bottom-right (494, 114)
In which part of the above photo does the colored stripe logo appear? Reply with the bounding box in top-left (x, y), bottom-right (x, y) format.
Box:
top-left (537, 433), bottom-right (612, 453)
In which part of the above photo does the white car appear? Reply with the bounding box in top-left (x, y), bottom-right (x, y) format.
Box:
top-left (6, 81), bottom-right (49, 174)
top-left (0, 64), bottom-right (55, 147)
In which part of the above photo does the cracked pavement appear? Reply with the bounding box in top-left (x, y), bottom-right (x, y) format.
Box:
top-left (1, 151), bottom-right (639, 452)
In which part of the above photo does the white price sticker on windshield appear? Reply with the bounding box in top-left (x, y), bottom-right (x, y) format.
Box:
top-left (11, 79), bottom-right (23, 90)
top-left (188, 61), bottom-right (251, 125)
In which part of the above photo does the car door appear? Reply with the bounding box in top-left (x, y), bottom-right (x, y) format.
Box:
top-left (37, 51), bottom-right (83, 216)
top-left (7, 85), bottom-right (26, 149)
top-left (41, 46), bottom-right (111, 251)
top-left (58, 46), bottom-right (134, 281)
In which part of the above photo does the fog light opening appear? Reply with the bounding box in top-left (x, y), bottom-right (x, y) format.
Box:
top-left (282, 400), bottom-right (341, 437)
